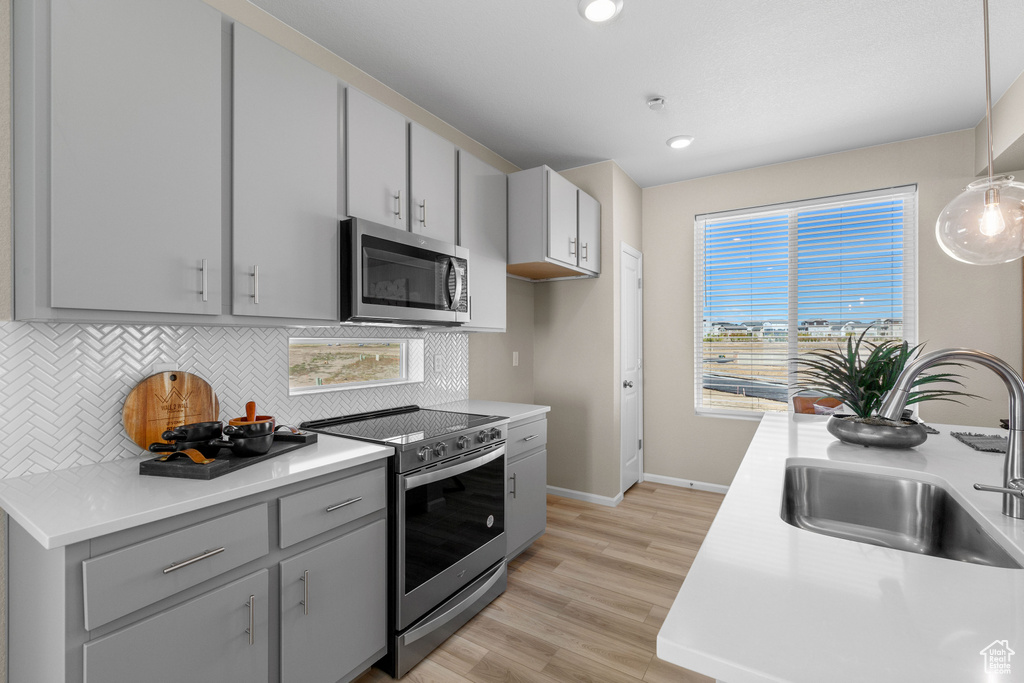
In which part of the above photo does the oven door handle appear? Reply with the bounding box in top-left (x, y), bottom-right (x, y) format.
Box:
top-left (401, 561), bottom-right (506, 646)
top-left (403, 445), bottom-right (505, 491)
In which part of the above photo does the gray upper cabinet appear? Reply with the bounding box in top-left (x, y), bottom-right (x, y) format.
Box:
top-left (346, 88), bottom-right (409, 229)
top-left (232, 25), bottom-right (339, 321)
top-left (458, 150), bottom-right (507, 332)
top-left (577, 190), bottom-right (601, 275)
top-left (547, 169), bottom-right (579, 267)
top-left (508, 165), bottom-right (599, 280)
top-left (410, 123), bottom-right (457, 243)
top-left (47, 0), bottom-right (223, 315)
top-left (280, 520), bottom-right (387, 683)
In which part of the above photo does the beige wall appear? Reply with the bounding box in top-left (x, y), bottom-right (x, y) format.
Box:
top-left (469, 277), bottom-right (536, 403)
top-left (643, 129), bottom-right (1024, 487)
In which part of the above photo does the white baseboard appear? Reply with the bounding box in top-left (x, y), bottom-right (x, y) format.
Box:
top-left (643, 473), bottom-right (730, 495)
top-left (546, 485), bottom-right (623, 507)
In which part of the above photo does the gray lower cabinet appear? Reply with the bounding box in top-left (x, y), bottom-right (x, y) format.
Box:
top-left (458, 150), bottom-right (508, 332)
top-left (83, 570), bottom-right (270, 683)
top-left (506, 414), bottom-right (549, 559)
top-left (280, 519), bottom-right (387, 683)
top-left (232, 24), bottom-right (340, 321)
top-left (7, 460), bottom-right (387, 683)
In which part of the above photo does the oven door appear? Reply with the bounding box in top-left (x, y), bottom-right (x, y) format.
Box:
top-left (396, 443), bottom-right (506, 630)
top-left (344, 218), bottom-right (469, 325)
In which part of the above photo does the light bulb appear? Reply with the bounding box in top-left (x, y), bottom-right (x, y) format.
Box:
top-left (980, 188), bottom-right (1005, 236)
top-left (936, 176), bottom-right (1024, 265)
top-left (578, 0), bottom-right (622, 22)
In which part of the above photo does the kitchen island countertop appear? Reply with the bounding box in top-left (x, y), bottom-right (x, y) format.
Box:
top-left (0, 434), bottom-right (392, 549)
top-left (657, 412), bottom-right (1024, 682)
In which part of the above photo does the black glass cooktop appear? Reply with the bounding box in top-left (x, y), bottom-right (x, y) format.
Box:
top-left (300, 406), bottom-right (500, 447)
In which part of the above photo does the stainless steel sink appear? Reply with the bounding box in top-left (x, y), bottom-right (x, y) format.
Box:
top-left (781, 465), bottom-right (1022, 569)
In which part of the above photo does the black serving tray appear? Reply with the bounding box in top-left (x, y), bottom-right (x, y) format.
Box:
top-left (140, 431), bottom-right (319, 480)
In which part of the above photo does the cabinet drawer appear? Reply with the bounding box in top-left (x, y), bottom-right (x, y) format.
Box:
top-left (508, 418), bottom-right (547, 461)
top-left (279, 466), bottom-right (386, 549)
top-left (82, 504), bottom-right (269, 631)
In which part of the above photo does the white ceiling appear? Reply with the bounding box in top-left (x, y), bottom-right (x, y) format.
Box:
top-left (249, 0), bottom-right (1024, 188)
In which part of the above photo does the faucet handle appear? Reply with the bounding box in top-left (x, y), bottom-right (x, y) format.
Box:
top-left (974, 480), bottom-right (1024, 499)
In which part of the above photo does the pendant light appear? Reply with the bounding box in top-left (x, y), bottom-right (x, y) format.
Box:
top-left (935, 0), bottom-right (1024, 265)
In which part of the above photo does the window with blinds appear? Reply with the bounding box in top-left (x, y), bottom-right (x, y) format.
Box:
top-left (694, 186), bottom-right (917, 417)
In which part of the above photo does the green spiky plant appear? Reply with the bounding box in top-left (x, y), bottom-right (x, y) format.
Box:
top-left (791, 326), bottom-right (977, 420)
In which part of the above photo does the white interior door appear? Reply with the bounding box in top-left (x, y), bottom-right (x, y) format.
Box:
top-left (621, 244), bottom-right (643, 493)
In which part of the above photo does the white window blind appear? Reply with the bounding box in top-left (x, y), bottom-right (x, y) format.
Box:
top-left (694, 186), bottom-right (917, 418)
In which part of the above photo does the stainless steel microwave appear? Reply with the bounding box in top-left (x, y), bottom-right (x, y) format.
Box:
top-left (340, 218), bottom-right (470, 327)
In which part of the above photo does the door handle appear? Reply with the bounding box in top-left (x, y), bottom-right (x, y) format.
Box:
top-left (623, 380), bottom-right (634, 388)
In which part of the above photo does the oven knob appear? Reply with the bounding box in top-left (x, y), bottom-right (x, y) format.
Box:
top-left (477, 430), bottom-right (489, 443)
top-left (417, 445), bottom-right (432, 462)
top-left (456, 436), bottom-right (469, 450)
top-left (434, 442), bottom-right (448, 458)
top-left (489, 427), bottom-right (502, 441)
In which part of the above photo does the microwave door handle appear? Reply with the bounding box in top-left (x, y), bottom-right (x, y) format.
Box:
top-left (449, 257), bottom-right (463, 311)
top-left (403, 445), bottom-right (505, 491)
top-left (442, 258), bottom-right (454, 310)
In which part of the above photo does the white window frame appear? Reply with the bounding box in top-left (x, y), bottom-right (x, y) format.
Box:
top-left (693, 186), bottom-right (919, 419)
top-left (288, 337), bottom-right (424, 395)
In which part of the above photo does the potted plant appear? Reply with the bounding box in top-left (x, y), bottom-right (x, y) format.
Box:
top-left (791, 326), bottom-right (976, 448)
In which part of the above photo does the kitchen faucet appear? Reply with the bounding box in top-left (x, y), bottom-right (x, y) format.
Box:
top-left (878, 348), bottom-right (1024, 519)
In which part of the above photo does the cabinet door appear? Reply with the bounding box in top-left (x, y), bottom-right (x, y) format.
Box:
top-left (458, 151), bottom-right (507, 331)
top-left (84, 570), bottom-right (269, 683)
top-left (546, 170), bottom-right (578, 267)
top-left (577, 190), bottom-right (601, 275)
top-left (410, 123), bottom-right (457, 244)
top-left (347, 88), bottom-right (408, 228)
top-left (280, 519), bottom-right (387, 683)
top-left (49, 0), bottom-right (222, 315)
top-left (232, 25), bottom-right (339, 321)
top-left (507, 449), bottom-right (547, 557)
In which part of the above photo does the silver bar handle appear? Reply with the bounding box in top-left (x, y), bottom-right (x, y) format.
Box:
top-left (163, 546), bottom-right (225, 574)
top-left (420, 199), bottom-right (427, 226)
top-left (404, 445), bottom-right (505, 491)
top-left (300, 570), bottom-right (309, 616)
top-left (394, 190), bottom-right (403, 221)
top-left (201, 259), bottom-right (208, 302)
top-left (569, 237), bottom-right (577, 256)
top-left (510, 472), bottom-right (517, 498)
top-left (252, 265), bottom-right (260, 304)
top-left (582, 243), bottom-right (589, 261)
top-left (523, 434), bottom-right (539, 442)
top-left (245, 594), bottom-right (255, 646)
top-left (326, 497), bottom-right (362, 512)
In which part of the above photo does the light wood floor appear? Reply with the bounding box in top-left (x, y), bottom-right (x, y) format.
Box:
top-left (356, 482), bottom-right (725, 683)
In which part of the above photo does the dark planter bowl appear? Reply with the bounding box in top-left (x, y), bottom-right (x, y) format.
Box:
top-left (826, 414), bottom-right (928, 449)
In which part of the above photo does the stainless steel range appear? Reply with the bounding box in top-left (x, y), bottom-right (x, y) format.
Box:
top-left (300, 406), bottom-right (509, 678)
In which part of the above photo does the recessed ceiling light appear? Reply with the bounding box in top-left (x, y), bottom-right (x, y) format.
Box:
top-left (647, 96), bottom-right (666, 111)
top-left (578, 0), bottom-right (623, 23)
top-left (667, 135), bottom-right (694, 149)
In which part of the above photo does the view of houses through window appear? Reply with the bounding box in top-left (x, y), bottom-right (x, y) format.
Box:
top-left (695, 187), bottom-right (918, 416)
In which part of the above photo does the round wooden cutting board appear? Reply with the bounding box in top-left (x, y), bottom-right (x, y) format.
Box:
top-left (123, 371), bottom-right (220, 450)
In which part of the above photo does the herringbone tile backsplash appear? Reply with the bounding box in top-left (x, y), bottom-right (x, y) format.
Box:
top-left (0, 322), bottom-right (469, 478)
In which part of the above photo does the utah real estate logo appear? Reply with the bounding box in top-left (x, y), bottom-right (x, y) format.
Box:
top-left (980, 640), bottom-right (1015, 675)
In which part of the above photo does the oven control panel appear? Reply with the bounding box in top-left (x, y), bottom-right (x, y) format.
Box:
top-left (397, 422), bottom-right (507, 472)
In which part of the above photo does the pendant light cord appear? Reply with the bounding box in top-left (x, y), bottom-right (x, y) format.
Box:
top-left (984, 0), bottom-right (994, 183)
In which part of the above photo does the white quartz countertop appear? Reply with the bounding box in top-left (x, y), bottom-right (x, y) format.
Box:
top-left (657, 413), bottom-right (1024, 683)
top-left (0, 434), bottom-right (392, 550)
top-left (428, 399), bottom-right (550, 423)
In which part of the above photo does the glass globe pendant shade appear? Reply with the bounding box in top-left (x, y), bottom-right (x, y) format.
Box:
top-left (935, 175), bottom-right (1024, 265)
